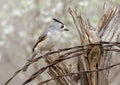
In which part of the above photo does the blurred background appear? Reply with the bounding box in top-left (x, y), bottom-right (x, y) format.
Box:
top-left (0, 0), bottom-right (120, 85)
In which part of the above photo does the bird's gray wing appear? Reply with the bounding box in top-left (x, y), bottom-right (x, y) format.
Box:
top-left (23, 32), bottom-right (48, 72)
top-left (32, 31), bottom-right (48, 52)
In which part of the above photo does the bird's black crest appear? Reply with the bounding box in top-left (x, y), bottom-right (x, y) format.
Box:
top-left (53, 18), bottom-right (64, 25)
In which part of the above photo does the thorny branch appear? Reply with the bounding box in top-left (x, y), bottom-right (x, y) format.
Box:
top-left (37, 62), bottom-right (120, 85)
top-left (22, 50), bottom-right (88, 85)
top-left (4, 41), bottom-right (120, 85)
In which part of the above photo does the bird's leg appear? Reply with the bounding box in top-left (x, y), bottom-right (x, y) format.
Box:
top-left (45, 49), bottom-right (55, 58)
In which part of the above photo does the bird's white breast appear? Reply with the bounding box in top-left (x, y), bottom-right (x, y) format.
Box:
top-left (48, 31), bottom-right (61, 42)
top-left (40, 31), bottom-right (61, 51)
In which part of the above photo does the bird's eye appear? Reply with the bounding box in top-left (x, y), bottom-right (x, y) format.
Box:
top-left (61, 25), bottom-right (64, 28)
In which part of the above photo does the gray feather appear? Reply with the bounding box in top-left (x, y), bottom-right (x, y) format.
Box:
top-left (32, 32), bottom-right (48, 52)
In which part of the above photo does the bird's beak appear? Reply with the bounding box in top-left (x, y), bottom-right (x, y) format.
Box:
top-left (64, 26), bottom-right (69, 31)
top-left (64, 29), bottom-right (69, 31)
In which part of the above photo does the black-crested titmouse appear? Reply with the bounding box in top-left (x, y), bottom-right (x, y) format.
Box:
top-left (23, 18), bottom-right (68, 71)
top-left (32, 18), bottom-right (68, 54)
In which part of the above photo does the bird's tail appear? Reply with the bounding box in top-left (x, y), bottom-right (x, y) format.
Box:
top-left (22, 52), bottom-right (37, 72)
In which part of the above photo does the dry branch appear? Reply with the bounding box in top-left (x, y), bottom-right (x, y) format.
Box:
top-left (37, 62), bottom-right (120, 85)
top-left (4, 42), bottom-right (120, 85)
top-left (4, 1), bottom-right (120, 85)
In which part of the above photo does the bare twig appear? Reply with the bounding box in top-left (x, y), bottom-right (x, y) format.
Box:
top-left (37, 62), bottom-right (120, 85)
top-left (4, 41), bottom-right (120, 85)
top-left (22, 48), bottom-right (120, 85)
top-left (22, 50), bottom-right (88, 85)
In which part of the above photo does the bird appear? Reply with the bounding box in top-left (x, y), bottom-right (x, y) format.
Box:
top-left (23, 18), bottom-right (69, 71)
